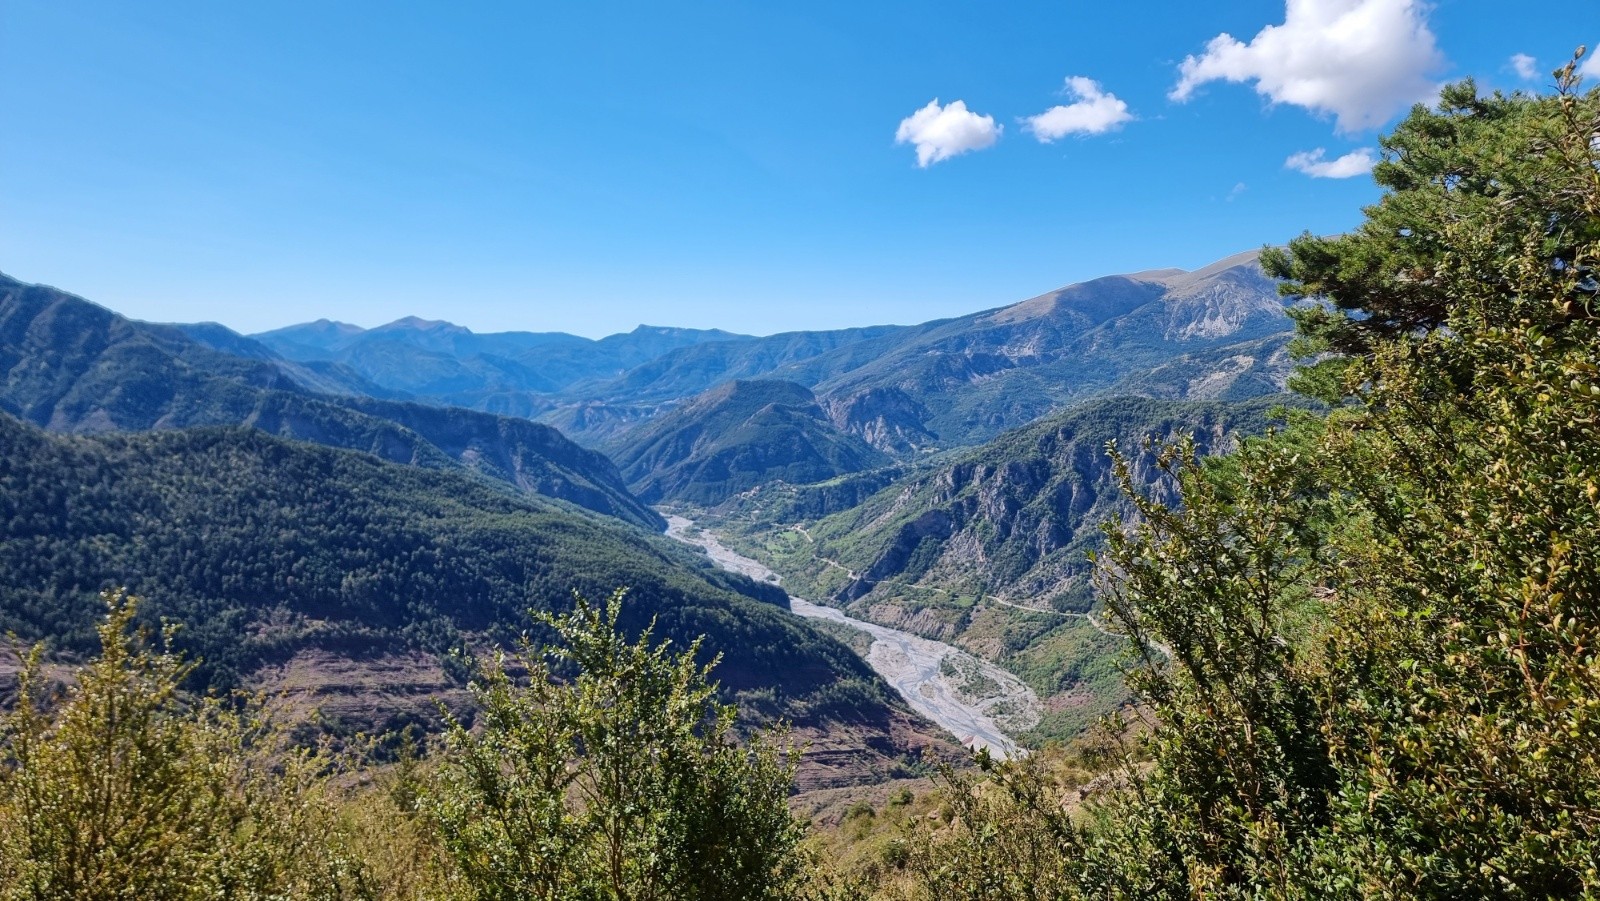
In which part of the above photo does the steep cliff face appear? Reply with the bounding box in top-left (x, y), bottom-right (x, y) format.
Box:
top-left (810, 395), bottom-right (1294, 615)
top-left (0, 274), bottom-right (661, 529)
top-left (1130, 250), bottom-right (1290, 343)
top-left (820, 386), bottom-right (938, 455)
top-left (537, 400), bottom-right (669, 448)
top-left (609, 380), bottom-right (891, 505)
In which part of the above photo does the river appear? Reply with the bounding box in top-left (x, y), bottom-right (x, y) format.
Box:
top-left (664, 515), bottom-right (1038, 759)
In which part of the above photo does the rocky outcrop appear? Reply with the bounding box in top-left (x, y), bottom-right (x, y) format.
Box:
top-left (818, 395), bottom-right (1296, 610)
top-left (821, 387), bottom-right (937, 454)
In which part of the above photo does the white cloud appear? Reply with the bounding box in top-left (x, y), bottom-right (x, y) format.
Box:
top-left (1510, 53), bottom-right (1539, 80)
top-left (1582, 45), bottom-right (1600, 80)
top-left (1170, 0), bottom-right (1444, 133)
top-left (1285, 147), bottom-right (1378, 178)
top-left (1023, 77), bottom-right (1133, 141)
top-left (1227, 182), bottom-right (1248, 201)
top-left (895, 99), bottom-right (1002, 167)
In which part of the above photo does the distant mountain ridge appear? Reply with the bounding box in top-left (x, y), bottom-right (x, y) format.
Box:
top-left (0, 273), bottom-right (662, 530)
top-left (249, 250), bottom-right (1297, 454)
top-left (255, 317), bottom-right (751, 401)
top-left (562, 250), bottom-right (1294, 452)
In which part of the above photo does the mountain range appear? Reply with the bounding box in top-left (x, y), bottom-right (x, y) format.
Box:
top-left (247, 249), bottom-right (1295, 458)
top-left (606, 379), bottom-right (891, 505)
top-left (255, 318), bottom-right (748, 399)
top-left (705, 393), bottom-right (1304, 741)
top-left (0, 246), bottom-right (1303, 758)
top-left (0, 273), bottom-right (661, 530)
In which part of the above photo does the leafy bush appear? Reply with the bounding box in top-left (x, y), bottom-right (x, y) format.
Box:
top-left (422, 590), bottom-right (806, 901)
top-left (0, 592), bottom-right (364, 900)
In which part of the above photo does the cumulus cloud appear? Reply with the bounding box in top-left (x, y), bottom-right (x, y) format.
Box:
top-left (895, 99), bottom-right (1002, 167)
top-left (1023, 77), bottom-right (1133, 141)
top-left (1285, 147), bottom-right (1378, 178)
top-left (1510, 53), bottom-right (1539, 80)
top-left (1170, 0), bottom-right (1444, 133)
top-left (1582, 45), bottom-right (1600, 80)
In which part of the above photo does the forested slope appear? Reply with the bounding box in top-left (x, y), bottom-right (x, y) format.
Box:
top-left (0, 412), bottom-right (916, 744)
top-left (0, 275), bottom-right (662, 529)
top-left (809, 74), bottom-right (1600, 898)
top-left (720, 394), bottom-right (1296, 742)
top-left (609, 380), bottom-right (890, 505)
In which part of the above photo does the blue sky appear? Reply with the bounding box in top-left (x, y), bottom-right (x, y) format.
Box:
top-left (3, 1), bottom-right (1594, 337)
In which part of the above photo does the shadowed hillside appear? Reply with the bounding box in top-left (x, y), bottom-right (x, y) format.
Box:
top-left (0, 274), bottom-right (662, 530)
top-left (0, 411), bottom-right (959, 785)
top-left (609, 380), bottom-right (892, 505)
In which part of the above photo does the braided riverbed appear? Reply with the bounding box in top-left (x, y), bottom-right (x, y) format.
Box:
top-left (665, 515), bottom-right (1038, 759)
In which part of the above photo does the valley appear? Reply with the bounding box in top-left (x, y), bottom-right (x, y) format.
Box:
top-left (9, 13), bottom-right (1592, 891)
top-left (665, 514), bottom-right (1038, 759)
top-left (0, 247), bottom-right (1300, 757)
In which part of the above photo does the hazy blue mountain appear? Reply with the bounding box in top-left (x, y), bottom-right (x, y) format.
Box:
top-left (608, 379), bottom-right (892, 505)
top-left (801, 251), bottom-right (1292, 445)
top-left (0, 273), bottom-right (661, 529)
top-left (584, 325), bottom-right (910, 403)
top-left (254, 317), bottom-right (750, 399)
top-left (252, 317), bottom-right (369, 356)
top-left (574, 250), bottom-right (1294, 449)
top-left (176, 321), bottom-right (414, 400)
top-left (240, 251), bottom-right (1294, 456)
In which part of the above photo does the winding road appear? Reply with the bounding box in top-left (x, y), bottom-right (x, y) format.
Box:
top-left (665, 515), bottom-right (1038, 759)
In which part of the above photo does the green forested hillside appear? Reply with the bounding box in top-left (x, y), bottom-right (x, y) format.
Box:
top-left (0, 276), bottom-right (662, 529)
top-left (609, 379), bottom-right (890, 505)
top-left (829, 395), bottom-right (1294, 609)
top-left (0, 411), bottom-right (900, 731)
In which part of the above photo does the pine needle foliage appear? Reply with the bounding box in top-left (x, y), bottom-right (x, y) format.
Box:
top-left (1080, 61), bottom-right (1600, 898)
